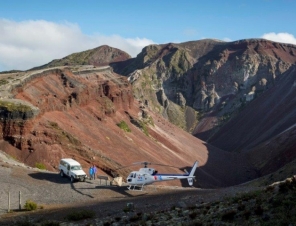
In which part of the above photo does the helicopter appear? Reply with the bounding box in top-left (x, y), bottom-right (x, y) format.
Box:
top-left (125, 161), bottom-right (198, 191)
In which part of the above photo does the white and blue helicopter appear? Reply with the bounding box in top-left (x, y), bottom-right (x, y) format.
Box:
top-left (126, 161), bottom-right (198, 190)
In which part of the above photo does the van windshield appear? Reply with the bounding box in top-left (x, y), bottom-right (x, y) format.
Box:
top-left (71, 165), bottom-right (82, 170)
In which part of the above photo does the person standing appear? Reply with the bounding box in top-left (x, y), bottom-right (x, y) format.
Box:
top-left (89, 166), bottom-right (93, 180)
top-left (92, 164), bottom-right (97, 180)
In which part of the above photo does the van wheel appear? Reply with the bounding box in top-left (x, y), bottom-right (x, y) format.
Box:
top-left (83, 177), bottom-right (86, 182)
top-left (60, 170), bottom-right (64, 177)
top-left (70, 176), bottom-right (74, 183)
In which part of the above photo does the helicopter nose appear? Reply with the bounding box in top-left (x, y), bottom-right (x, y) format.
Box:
top-left (127, 178), bottom-right (132, 182)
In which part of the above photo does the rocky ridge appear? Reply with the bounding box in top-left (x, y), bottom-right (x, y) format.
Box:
top-left (116, 39), bottom-right (296, 135)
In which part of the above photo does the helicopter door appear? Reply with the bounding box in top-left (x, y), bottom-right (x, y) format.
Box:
top-left (144, 174), bottom-right (147, 181)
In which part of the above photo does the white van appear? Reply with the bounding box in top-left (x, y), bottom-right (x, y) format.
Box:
top-left (59, 158), bottom-right (87, 182)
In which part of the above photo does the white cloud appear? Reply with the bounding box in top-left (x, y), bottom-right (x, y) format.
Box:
top-left (0, 19), bottom-right (155, 71)
top-left (261, 32), bottom-right (296, 45)
top-left (223, 37), bottom-right (232, 42)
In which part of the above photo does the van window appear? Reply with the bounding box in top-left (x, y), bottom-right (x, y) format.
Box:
top-left (71, 165), bottom-right (82, 170)
top-left (67, 165), bottom-right (70, 170)
top-left (60, 160), bottom-right (65, 166)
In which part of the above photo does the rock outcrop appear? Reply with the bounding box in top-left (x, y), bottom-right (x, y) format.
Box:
top-left (114, 39), bottom-right (296, 135)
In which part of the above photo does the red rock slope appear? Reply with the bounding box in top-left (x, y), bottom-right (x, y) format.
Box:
top-left (0, 66), bottom-right (251, 188)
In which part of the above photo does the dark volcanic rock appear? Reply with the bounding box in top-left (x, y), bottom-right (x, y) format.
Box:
top-left (115, 39), bottom-right (296, 138)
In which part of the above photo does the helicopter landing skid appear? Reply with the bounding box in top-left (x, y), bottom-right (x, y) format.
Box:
top-left (127, 184), bottom-right (145, 191)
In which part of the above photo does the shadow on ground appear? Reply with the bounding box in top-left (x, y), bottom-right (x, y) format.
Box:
top-left (28, 172), bottom-right (70, 184)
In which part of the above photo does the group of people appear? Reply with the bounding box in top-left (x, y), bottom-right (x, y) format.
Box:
top-left (89, 164), bottom-right (97, 180)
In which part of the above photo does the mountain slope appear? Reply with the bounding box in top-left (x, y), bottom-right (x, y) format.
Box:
top-left (110, 38), bottom-right (296, 182)
top-left (208, 65), bottom-right (296, 177)
top-left (114, 39), bottom-right (296, 136)
top-left (30, 45), bottom-right (131, 70)
top-left (0, 65), bottom-right (253, 188)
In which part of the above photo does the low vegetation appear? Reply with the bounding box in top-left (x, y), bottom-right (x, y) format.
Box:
top-left (117, 120), bottom-right (131, 132)
top-left (0, 100), bottom-right (32, 112)
top-left (24, 200), bottom-right (37, 211)
top-left (139, 121), bottom-right (149, 136)
top-left (48, 121), bottom-right (81, 146)
top-left (89, 176), bottom-right (296, 225)
top-left (35, 162), bottom-right (46, 170)
top-left (0, 79), bottom-right (9, 86)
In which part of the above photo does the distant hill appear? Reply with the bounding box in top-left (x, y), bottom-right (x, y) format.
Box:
top-left (30, 45), bottom-right (132, 71)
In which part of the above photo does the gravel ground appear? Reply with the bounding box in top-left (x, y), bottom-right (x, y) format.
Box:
top-left (0, 151), bottom-right (260, 225)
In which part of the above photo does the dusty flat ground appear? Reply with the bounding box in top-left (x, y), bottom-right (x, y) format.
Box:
top-left (0, 151), bottom-right (260, 225)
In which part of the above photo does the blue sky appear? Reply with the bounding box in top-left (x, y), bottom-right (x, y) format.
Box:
top-left (0, 0), bottom-right (296, 71)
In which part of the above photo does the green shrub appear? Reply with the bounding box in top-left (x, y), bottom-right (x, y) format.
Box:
top-left (139, 121), bottom-right (149, 136)
top-left (35, 162), bottom-right (46, 170)
top-left (24, 200), bottom-right (37, 211)
top-left (117, 120), bottom-right (131, 132)
top-left (147, 116), bottom-right (154, 126)
top-left (66, 209), bottom-right (95, 221)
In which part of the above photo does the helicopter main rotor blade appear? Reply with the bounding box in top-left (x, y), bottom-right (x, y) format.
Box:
top-left (115, 161), bottom-right (183, 170)
top-left (134, 161), bottom-right (182, 170)
top-left (151, 163), bottom-right (182, 169)
top-left (115, 164), bottom-right (137, 170)
top-left (133, 161), bottom-right (151, 165)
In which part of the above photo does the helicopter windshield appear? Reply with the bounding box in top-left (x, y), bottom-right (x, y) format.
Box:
top-left (128, 173), bottom-right (136, 178)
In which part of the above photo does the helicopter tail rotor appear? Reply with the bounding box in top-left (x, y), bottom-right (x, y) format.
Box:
top-left (187, 161), bottom-right (198, 186)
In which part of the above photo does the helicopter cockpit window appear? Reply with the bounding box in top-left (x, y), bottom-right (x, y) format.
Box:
top-left (129, 173), bottom-right (136, 178)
